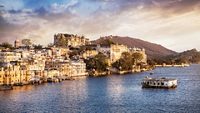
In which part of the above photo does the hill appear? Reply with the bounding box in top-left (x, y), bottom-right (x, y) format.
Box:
top-left (165, 49), bottom-right (200, 64)
top-left (92, 36), bottom-right (176, 58)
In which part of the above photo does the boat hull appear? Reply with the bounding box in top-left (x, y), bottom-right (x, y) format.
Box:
top-left (142, 84), bottom-right (177, 89)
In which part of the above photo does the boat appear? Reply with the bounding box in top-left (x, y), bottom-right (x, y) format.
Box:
top-left (0, 85), bottom-right (13, 91)
top-left (14, 83), bottom-right (24, 86)
top-left (141, 76), bottom-right (177, 88)
top-left (47, 77), bottom-right (59, 83)
top-left (149, 72), bottom-right (154, 75)
top-left (29, 77), bottom-right (42, 84)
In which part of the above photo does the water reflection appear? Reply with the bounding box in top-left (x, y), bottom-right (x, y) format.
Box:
top-left (106, 75), bottom-right (124, 103)
top-left (0, 65), bottom-right (200, 113)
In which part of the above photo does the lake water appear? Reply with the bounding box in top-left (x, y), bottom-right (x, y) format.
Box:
top-left (0, 64), bottom-right (200, 113)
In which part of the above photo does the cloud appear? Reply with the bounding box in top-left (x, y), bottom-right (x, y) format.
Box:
top-left (0, 15), bottom-right (21, 42)
top-left (149, 0), bottom-right (200, 17)
top-left (0, 4), bottom-right (4, 8)
top-left (34, 7), bottom-right (48, 16)
top-left (0, 0), bottom-right (200, 51)
top-left (50, 0), bottom-right (79, 14)
top-left (90, 0), bottom-right (200, 17)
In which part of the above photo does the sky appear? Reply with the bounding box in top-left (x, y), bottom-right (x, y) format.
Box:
top-left (0, 0), bottom-right (200, 52)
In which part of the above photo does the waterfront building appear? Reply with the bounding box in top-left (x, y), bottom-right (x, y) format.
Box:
top-left (0, 64), bottom-right (31, 85)
top-left (46, 69), bottom-right (60, 78)
top-left (27, 57), bottom-right (46, 80)
top-left (0, 50), bottom-right (63, 86)
top-left (54, 33), bottom-right (90, 47)
top-left (45, 60), bottom-right (70, 76)
top-left (0, 34), bottom-right (148, 86)
top-left (110, 44), bottom-right (129, 63)
top-left (69, 60), bottom-right (87, 77)
top-left (96, 44), bottom-right (146, 64)
top-left (21, 51), bottom-right (31, 59)
top-left (0, 52), bottom-right (21, 63)
top-left (130, 47), bottom-right (147, 64)
top-left (45, 59), bottom-right (87, 77)
top-left (82, 50), bottom-right (98, 59)
top-left (96, 44), bottom-right (110, 56)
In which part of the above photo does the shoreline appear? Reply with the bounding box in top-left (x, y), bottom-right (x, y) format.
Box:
top-left (0, 64), bottom-right (190, 91)
top-left (155, 64), bottom-right (190, 67)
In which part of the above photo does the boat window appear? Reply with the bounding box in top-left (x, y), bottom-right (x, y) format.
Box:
top-left (161, 82), bottom-right (164, 85)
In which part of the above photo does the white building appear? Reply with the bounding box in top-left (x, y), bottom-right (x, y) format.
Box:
top-left (110, 44), bottom-right (129, 63)
top-left (45, 59), bottom-right (87, 77)
top-left (0, 52), bottom-right (21, 63)
top-left (96, 45), bottom-right (110, 55)
top-left (130, 47), bottom-right (147, 64)
top-left (70, 60), bottom-right (87, 77)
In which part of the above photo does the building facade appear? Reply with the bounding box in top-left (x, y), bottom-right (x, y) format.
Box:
top-left (82, 50), bottom-right (98, 59)
top-left (110, 44), bottom-right (129, 63)
top-left (45, 59), bottom-right (87, 77)
top-left (0, 65), bottom-right (31, 85)
top-left (130, 47), bottom-right (147, 64)
top-left (54, 33), bottom-right (90, 47)
top-left (0, 52), bottom-right (21, 63)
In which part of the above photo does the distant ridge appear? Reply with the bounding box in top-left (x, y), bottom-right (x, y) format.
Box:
top-left (92, 36), bottom-right (177, 58)
top-left (168, 48), bottom-right (200, 64)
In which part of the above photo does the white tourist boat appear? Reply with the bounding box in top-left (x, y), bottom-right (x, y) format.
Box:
top-left (141, 76), bottom-right (177, 88)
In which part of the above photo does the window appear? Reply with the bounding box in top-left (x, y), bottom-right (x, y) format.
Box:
top-left (161, 82), bottom-right (164, 85)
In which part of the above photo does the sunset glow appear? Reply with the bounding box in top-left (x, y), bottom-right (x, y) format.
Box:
top-left (0, 0), bottom-right (200, 52)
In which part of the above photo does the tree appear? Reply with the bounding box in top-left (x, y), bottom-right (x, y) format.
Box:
top-left (100, 39), bottom-right (115, 46)
top-left (22, 39), bottom-right (32, 46)
top-left (121, 52), bottom-right (132, 60)
top-left (147, 58), bottom-right (157, 66)
top-left (112, 52), bottom-right (133, 71)
top-left (69, 50), bottom-right (80, 59)
top-left (112, 52), bottom-right (145, 71)
top-left (84, 53), bottom-right (109, 72)
top-left (95, 53), bottom-right (109, 72)
top-left (33, 44), bottom-right (43, 50)
top-left (0, 42), bottom-right (13, 49)
top-left (132, 52), bottom-right (143, 65)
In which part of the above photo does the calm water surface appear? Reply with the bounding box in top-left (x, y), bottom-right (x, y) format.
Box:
top-left (0, 64), bottom-right (200, 113)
